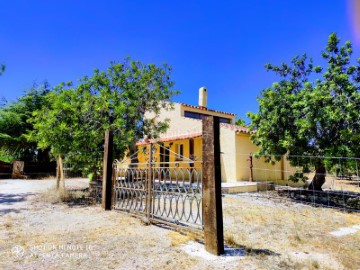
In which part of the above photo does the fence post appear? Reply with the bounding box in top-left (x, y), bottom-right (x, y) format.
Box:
top-left (249, 153), bottom-right (254, 182)
top-left (146, 143), bottom-right (153, 221)
top-left (202, 116), bottom-right (224, 255)
top-left (102, 130), bottom-right (114, 210)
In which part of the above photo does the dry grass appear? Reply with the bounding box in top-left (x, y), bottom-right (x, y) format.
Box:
top-left (3, 217), bottom-right (14, 229)
top-left (223, 194), bottom-right (360, 269)
top-left (330, 179), bottom-right (360, 193)
top-left (37, 186), bottom-right (89, 204)
top-left (168, 230), bottom-right (202, 247)
top-left (302, 172), bottom-right (360, 193)
top-left (277, 255), bottom-right (323, 270)
top-left (224, 234), bottom-right (237, 247)
top-left (2, 178), bottom-right (359, 269)
top-left (37, 175), bottom-right (56, 180)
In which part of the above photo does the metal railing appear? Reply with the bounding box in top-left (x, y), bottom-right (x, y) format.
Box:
top-left (152, 166), bottom-right (202, 228)
top-left (112, 161), bottom-right (203, 230)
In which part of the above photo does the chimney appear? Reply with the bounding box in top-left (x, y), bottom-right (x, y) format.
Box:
top-left (198, 86), bottom-right (207, 108)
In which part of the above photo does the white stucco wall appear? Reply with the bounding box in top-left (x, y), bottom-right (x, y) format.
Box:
top-left (145, 102), bottom-right (235, 139)
top-left (220, 127), bottom-right (237, 182)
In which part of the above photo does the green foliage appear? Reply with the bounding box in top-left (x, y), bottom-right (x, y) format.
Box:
top-left (248, 33), bottom-right (360, 182)
top-left (0, 150), bottom-right (13, 163)
top-left (235, 117), bottom-right (247, 127)
top-left (29, 58), bottom-right (178, 173)
top-left (87, 173), bottom-right (95, 182)
top-left (288, 171), bottom-right (308, 183)
top-left (0, 83), bottom-right (51, 162)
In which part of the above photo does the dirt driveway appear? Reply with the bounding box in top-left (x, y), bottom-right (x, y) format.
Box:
top-left (0, 179), bottom-right (244, 270)
top-left (0, 178), bottom-right (359, 270)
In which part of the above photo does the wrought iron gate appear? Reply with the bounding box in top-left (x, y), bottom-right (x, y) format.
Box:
top-left (112, 145), bottom-right (203, 230)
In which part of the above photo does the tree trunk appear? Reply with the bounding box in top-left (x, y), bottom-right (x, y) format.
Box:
top-left (56, 157), bottom-right (60, 189)
top-left (308, 162), bottom-right (326, 191)
top-left (59, 156), bottom-right (65, 189)
top-left (56, 155), bottom-right (65, 190)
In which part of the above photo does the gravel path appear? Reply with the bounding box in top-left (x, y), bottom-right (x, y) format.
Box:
top-left (0, 179), bottom-right (88, 216)
top-left (0, 179), bottom-right (245, 270)
top-left (1, 178), bottom-right (358, 269)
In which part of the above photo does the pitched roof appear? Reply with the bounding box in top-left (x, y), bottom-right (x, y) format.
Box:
top-left (180, 103), bottom-right (236, 116)
top-left (220, 123), bottom-right (251, 134)
top-left (137, 124), bottom-right (251, 146)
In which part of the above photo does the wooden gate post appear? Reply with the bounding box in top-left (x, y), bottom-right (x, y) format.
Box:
top-left (102, 130), bottom-right (114, 210)
top-left (202, 116), bottom-right (224, 255)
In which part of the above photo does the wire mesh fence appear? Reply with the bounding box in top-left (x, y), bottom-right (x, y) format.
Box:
top-left (222, 191), bottom-right (360, 269)
top-left (221, 152), bottom-right (360, 212)
top-left (220, 152), bottom-right (360, 268)
top-left (88, 140), bottom-right (360, 266)
top-left (63, 163), bottom-right (84, 179)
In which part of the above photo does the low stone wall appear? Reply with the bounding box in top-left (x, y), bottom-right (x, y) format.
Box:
top-left (278, 189), bottom-right (360, 211)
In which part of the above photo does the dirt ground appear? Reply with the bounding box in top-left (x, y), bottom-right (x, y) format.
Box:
top-left (0, 178), bottom-right (359, 270)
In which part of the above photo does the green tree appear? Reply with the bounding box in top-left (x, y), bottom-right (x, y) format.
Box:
top-left (29, 58), bottom-right (178, 188)
top-left (248, 33), bottom-right (360, 190)
top-left (235, 117), bottom-right (247, 127)
top-left (0, 83), bottom-right (51, 162)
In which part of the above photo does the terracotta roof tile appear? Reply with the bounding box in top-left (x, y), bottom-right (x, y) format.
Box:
top-left (136, 132), bottom-right (202, 146)
top-left (220, 123), bottom-right (251, 134)
top-left (137, 124), bottom-right (251, 146)
top-left (181, 103), bottom-right (236, 116)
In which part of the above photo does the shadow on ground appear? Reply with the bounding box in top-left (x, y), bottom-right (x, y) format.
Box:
top-left (0, 192), bottom-right (34, 216)
top-left (153, 222), bottom-right (280, 257)
top-left (224, 245), bottom-right (280, 257)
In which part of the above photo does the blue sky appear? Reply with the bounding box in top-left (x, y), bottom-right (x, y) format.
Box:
top-left (0, 0), bottom-right (358, 121)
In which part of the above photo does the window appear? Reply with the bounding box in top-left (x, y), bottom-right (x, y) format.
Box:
top-left (178, 144), bottom-right (184, 156)
top-left (176, 144), bottom-right (184, 161)
top-left (219, 118), bottom-right (231, 124)
top-left (184, 111), bottom-right (207, 119)
top-left (184, 110), bottom-right (231, 123)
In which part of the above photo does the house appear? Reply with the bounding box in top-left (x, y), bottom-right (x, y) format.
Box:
top-left (133, 87), bottom-right (297, 184)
